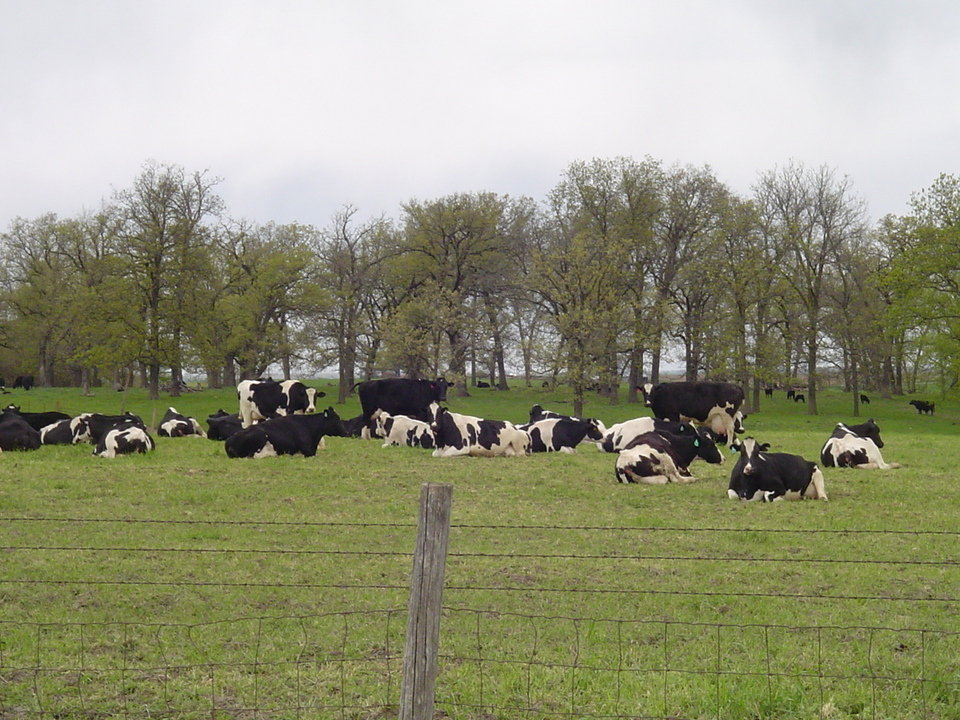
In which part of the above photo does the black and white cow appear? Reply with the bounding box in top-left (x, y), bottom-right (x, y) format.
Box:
top-left (206, 409), bottom-right (243, 441)
top-left (354, 377), bottom-right (449, 423)
top-left (599, 417), bottom-right (689, 453)
top-left (237, 379), bottom-right (325, 428)
top-left (527, 404), bottom-right (607, 432)
top-left (727, 437), bottom-right (828, 502)
top-left (0, 409), bottom-right (42, 450)
top-left (3, 405), bottom-right (71, 432)
top-left (640, 381), bottom-right (745, 447)
top-left (225, 408), bottom-right (347, 458)
top-left (615, 425), bottom-right (724, 484)
top-left (820, 420), bottom-right (899, 469)
top-left (373, 410), bottom-right (436, 449)
top-left (39, 415), bottom-right (94, 444)
top-left (157, 407), bottom-right (206, 438)
top-left (430, 407), bottom-right (529, 458)
top-left (523, 417), bottom-right (605, 453)
top-left (94, 426), bottom-right (156, 458)
top-left (13, 375), bottom-right (34, 390)
top-left (75, 412), bottom-right (147, 445)
top-left (909, 400), bottom-right (935, 415)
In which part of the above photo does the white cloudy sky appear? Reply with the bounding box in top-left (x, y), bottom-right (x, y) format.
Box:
top-left (2, 0), bottom-right (958, 231)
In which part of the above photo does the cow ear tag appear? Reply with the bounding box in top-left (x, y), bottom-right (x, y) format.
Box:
top-left (693, 438), bottom-right (699, 447)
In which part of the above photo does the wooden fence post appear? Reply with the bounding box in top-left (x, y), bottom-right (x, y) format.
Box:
top-left (399, 483), bottom-right (453, 720)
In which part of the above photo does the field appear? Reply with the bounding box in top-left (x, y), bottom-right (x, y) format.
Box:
top-left (1, 383), bottom-right (958, 719)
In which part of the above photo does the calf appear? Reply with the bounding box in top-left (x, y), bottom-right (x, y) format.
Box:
top-left (158, 407), bottom-right (206, 438)
top-left (373, 410), bottom-right (436, 449)
top-left (524, 417), bottom-right (605, 453)
top-left (0, 409), bottom-right (42, 450)
top-left (615, 426), bottom-right (723, 484)
top-left (94, 426), bottom-right (156, 458)
top-left (430, 407), bottom-right (529, 458)
top-left (225, 408), bottom-right (348, 458)
top-left (909, 400), bottom-right (934, 415)
top-left (727, 438), bottom-right (827, 502)
top-left (820, 420), bottom-right (899, 469)
top-left (206, 410), bottom-right (242, 441)
top-left (3, 405), bottom-right (71, 432)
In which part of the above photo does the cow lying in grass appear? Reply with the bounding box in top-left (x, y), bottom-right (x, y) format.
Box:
top-left (728, 438), bottom-right (828, 502)
top-left (614, 424), bottom-right (723, 484)
top-left (225, 408), bottom-right (347, 458)
top-left (430, 407), bottom-right (529, 458)
top-left (820, 420), bottom-right (900, 469)
top-left (373, 410), bottom-right (436, 449)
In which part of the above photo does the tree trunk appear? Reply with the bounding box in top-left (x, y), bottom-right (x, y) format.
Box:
top-left (627, 348), bottom-right (643, 403)
top-left (148, 362), bottom-right (160, 400)
top-left (806, 333), bottom-right (817, 416)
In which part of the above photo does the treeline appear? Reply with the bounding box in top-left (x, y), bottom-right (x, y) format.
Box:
top-left (2, 158), bottom-right (958, 415)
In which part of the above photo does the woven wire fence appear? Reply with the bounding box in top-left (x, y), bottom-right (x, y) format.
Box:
top-left (1, 516), bottom-right (958, 719)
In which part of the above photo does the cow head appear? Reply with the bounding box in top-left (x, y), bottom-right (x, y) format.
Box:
top-left (304, 387), bottom-right (318, 413)
top-left (727, 437), bottom-right (771, 500)
top-left (690, 425), bottom-right (724, 464)
top-left (858, 419), bottom-right (883, 448)
top-left (584, 418), bottom-right (605, 442)
top-left (432, 377), bottom-right (449, 402)
top-left (321, 407), bottom-right (348, 437)
top-left (640, 383), bottom-right (654, 406)
top-left (4, 404), bottom-right (19, 413)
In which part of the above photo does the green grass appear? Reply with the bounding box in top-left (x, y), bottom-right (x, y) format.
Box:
top-left (1, 383), bottom-right (958, 719)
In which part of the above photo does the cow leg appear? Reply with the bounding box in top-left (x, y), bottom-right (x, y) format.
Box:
top-left (806, 468), bottom-right (828, 500)
top-left (559, 446), bottom-right (575, 454)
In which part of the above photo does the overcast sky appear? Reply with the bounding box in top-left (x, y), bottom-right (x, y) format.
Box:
top-left (2, 0), bottom-right (959, 232)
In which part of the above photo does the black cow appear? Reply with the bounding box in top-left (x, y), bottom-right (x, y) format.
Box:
top-left (225, 408), bottom-right (347, 458)
top-left (355, 377), bottom-right (449, 423)
top-left (206, 409), bottom-right (242, 441)
top-left (639, 381), bottom-right (745, 447)
top-left (3, 405), bottom-right (70, 432)
top-left (860, 394), bottom-right (870, 404)
top-left (523, 417), bottom-right (605, 453)
top-left (820, 420), bottom-right (898, 469)
top-left (909, 400), bottom-right (935, 415)
top-left (615, 426), bottom-right (723, 484)
top-left (237, 379), bottom-right (324, 428)
top-left (475, 381), bottom-right (490, 388)
top-left (728, 437), bottom-right (828, 502)
top-left (158, 407), bottom-right (206, 438)
top-left (794, 394), bottom-right (805, 403)
top-left (94, 426), bottom-right (155, 457)
top-left (430, 407), bottom-right (529, 457)
top-left (0, 410), bottom-right (42, 450)
top-left (764, 387), bottom-right (774, 397)
top-left (786, 389), bottom-right (795, 400)
top-left (13, 375), bottom-right (34, 390)
top-left (342, 414), bottom-right (369, 438)
top-left (75, 413), bottom-right (147, 445)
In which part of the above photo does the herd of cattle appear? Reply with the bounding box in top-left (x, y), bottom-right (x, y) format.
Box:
top-left (0, 375), bottom-right (923, 500)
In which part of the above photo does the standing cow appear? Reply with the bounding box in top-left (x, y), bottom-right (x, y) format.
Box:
top-left (640, 381), bottom-right (745, 447)
top-left (354, 377), bottom-right (449, 424)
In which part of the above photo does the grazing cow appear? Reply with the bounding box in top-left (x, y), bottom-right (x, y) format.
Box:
top-left (430, 407), bottom-right (529, 458)
top-left (764, 387), bottom-right (774, 397)
top-left (524, 417), bottom-right (605, 453)
top-left (75, 413), bottom-right (147, 445)
top-left (373, 410), bottom-right (436, 449)
top-left (237, 379), bottom-right (324, 428)
top-left (94, 426), bottom-right (155, 458)
top-left (793, 394), bottom-right (806, 403)
top-left (640, 381), bottom-right (745, 446)
top-left (820, 420), bottom-right (899, 470)
top-left (157, 407), bottom-right (206, 438)
top-left (354, 377), bottom-right (449, 424)
top-left (475, 380), bottom-right (490, 388)
top-left (600, 417), bottom-right (688, 453)
top-left (860, 394), bottom-right (870, 404)
top-left (2, 405), bottom-right (70, 432)
top-left (206, 410), bottom-right (242, 441)
top-left (615, 425), bottom-right (724, 484)
top-left (225, 408), bottom-right (348, 458)
top-left (13, 375), bottom-right (34, 390)
top-left (909, 400), bottom-right (935, 415)
top-left (0, 409), bottom-right (42, 450)
top-left (727, 438), bottom-right (828, 502)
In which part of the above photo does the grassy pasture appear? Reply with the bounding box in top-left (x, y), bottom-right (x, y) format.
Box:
top-left (0, 383), bottom-right (958, 719)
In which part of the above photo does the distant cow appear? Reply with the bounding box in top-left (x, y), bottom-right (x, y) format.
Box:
top-left (0, 409), bottom-right (42, 450)
top-left (640, 381), bottom-right (745, 446)
top-left (355, 377), bottom-right (449, 424)
top-left (615, 425), bottom-right (723, 484)
top-left (206, 409), bottom-right (242, 441)
top-left (909, 400), bottom-right (934, 415)
top-left (728, 438), bottom-right (827, 502)
top-left (12, 375), bottom-right (34, 390)
top-left (237, 379), bottom-right (325, 428)
top-left (157, 407), bottom-right (206, 438)
top-left (373, 410), bottom-right (436, 449)
top-left (430, 407), bottom-right (529, 458)
top-left (764, 387), bottom-right (774, 397)
top-left (860, 394), bottom-right (870, 404)
top-left (786, 389), bottom-right (795, 400)
top-left (225, 408), bottom-right (347, 458)
top-left (475, 381), bottom-right (490, 388)
top-left (820, 420), bottom-right (899, 470)
top-left (94, 426), bottom-right (156, 458)
top-left (3, 405), bottom-right (70, 432)
top-left (793, 394), bottom-right (805, 403)
top-left (524, 417), bottom-right (605, 453)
